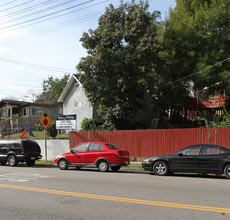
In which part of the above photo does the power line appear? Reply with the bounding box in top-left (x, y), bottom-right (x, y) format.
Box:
top-left (0, 12), bottom-right (101, 45)
top-left (0, 0), bottom-right (108, 45)
top-left (0, 0), bottom-right (20, 8)
top-left (0, 0), bottom-right (35, 12)
top-left (160, 57), bottom-right (230, 88)
top-left (0, 0), bottom-right (95, 32)
top-left (0, 0), bottom-right (78, 27)
top-left (1, 0), bottom-right (80, 24)
top-left (0, 0), bottom-right (60, 19)
top-left (0, 57), bottom-right (76, 74)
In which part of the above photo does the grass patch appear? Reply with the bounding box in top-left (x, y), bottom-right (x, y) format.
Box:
top-left (126, 163), bottom-right (142, 169)
top-left (36, 160), bottom-right (54, 165)
top-left (0, 130), bottom-right (70, 140)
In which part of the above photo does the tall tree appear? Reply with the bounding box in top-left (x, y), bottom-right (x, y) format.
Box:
top-left (36, 73), bottom-right (70, 104)
top-left (77, 0), bottom-right (161, 128)
top-left (160, 0), bottom-right (230, 98)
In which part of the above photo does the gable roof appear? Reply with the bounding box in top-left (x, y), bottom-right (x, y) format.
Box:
top-left (58, 74), bottom-right (82, 102)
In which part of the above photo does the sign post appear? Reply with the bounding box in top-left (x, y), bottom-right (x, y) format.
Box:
top-left (39, 112), bottom-right (52, 161)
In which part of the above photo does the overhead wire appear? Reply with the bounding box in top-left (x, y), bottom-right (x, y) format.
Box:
top-left (0, 0), bottom-right (35, 12)
top-left (0, 0), bottom-right (104, 32)
top-left (0, 0), bottom-right (82, 24)
top-left (0, 0), bottom-right (96, 32)
top-left (0, 0), bottom-right (108, 45)
top-left (0, 0), bottom-right (60, 20)
top-left (0, 12), bottom-right (101, 45)
top-left (0, 57), bottom-right (76, 74)
top-left (0, 0), bottom-right (19, 8)
top-left (0, 0), bottom-right (79, 28)
top-left (159, 57), bottom-right (230, 88)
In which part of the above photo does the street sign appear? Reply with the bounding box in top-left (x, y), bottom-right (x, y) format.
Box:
top-left (56, 114), bottom-right (77, 130)
top-left (39, 112), bottom-right (52, 129)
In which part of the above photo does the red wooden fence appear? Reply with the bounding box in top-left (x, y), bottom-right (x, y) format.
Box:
top-left (70, 128), bottom-right (230, 158)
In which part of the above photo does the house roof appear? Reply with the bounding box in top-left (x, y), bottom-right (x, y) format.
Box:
top-left (0, 99), bottom-right (61, 108)
top-left (58, 74), bottom-right (82, 102)
top-left (0, 99), bottom-right (29, 108)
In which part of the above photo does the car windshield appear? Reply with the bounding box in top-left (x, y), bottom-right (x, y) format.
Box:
top-left (106, 144), bottom-right (120, 150)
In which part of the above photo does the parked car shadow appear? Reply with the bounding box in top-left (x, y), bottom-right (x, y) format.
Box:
top-left (4, 164), bottom-right (228, 179)
top-left (149, 172), bottom-right (226, 179)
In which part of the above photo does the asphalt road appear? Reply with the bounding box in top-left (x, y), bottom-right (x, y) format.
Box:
top-left (0, 165), bottom-right (230, 220)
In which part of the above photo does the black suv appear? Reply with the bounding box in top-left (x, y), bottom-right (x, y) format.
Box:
top-left (0, 139), bottom-right (42, 167)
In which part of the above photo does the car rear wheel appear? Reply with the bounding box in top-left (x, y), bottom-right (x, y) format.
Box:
top-left (98, 160), bottom-right (109, 172)
top-left (111, 166), bottom-right (121, 172)
top-left (26, 159), bottom-right (35, 167)
top-left (153, 161), bottom-right (169, 176)
top-left (224, 164), bottom-right (230, 179)
top-left (58, 159), bottom-right (68, 170)
top-left (8, 155), bottom-right (18, 166)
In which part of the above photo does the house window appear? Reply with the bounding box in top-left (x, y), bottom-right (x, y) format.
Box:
top-left (75, 101), bottom-right (82, 108)
top-left (31, 107), bottom-right (42, 116)
top-left (22, 107), bottom-right (29, 117)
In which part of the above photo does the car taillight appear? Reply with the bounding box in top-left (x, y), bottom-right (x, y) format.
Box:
top-left (21, 149), bottom-right (24, 154)
top-left (116, 152), bottom-right (121, 158)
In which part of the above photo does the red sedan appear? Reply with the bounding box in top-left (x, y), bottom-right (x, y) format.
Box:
top-left (54, 142), bottom-right (130, 172)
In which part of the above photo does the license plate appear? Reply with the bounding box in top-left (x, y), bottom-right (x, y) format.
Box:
top-left (31, 157), bottom-right (35, 160)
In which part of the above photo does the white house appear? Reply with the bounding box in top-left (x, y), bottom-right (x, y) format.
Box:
top-left (58, 74), bottom-right (101, 130)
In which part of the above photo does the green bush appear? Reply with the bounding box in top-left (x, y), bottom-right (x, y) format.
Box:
top-left (47, 121), bottom-right (57, 138)
top-left (80, 118), bottom-right (97, 131)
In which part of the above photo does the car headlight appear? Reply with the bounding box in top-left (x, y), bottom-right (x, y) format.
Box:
top-left (143, 159), bottom-right (150, 163)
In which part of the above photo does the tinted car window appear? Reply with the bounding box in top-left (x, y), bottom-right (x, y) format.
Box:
top-left (106, 144), bottom-right (119, 150)
top-left (181, 145), bottom-right (201, 155)
top-left (0, 144), bottom-right (11, 149)
top-left (12, 143), bottom-right (22, 149)
top-left (89, 144), bottom-right (102, 151)
top-left (72, 144), bottom-right (89, 152)
top-left (203, 146), bottom-right (229, 155)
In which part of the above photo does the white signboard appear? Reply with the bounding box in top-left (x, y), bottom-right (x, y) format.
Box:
top-left (56, 115), bottom-right (77, 130)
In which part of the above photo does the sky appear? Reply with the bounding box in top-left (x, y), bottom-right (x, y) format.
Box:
top-left (0, 0), bottom-right (176, 101)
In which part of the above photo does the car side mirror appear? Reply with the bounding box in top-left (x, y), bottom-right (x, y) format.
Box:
top-left (178, 152), bottom-right (183, 157)
top-left (70, 150), bottom-right (74, 153)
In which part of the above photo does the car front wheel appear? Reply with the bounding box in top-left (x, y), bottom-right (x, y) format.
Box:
top-left (153, 161), bottom-right (169, 176)
top-left (98, 161), bottom-right (109, 172)
top-left (58, 159), bottom-right (68, 170)
top-left (224, 164), bottom-right (230, 179)
top-left (8, 155), bottom-right (18, 166)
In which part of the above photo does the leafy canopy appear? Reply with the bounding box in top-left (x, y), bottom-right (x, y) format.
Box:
top-left (161, 0), bottom-right (230, 95)
top-left (77, 0), bottom-right (161, 128)
top-left (36, 73), bottom-right (70, 104)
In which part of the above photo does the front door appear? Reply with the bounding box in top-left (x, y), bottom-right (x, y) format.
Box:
top-left (68, 143), bottom-right (89, 164)
top-left (84, 143), bottom-right (103, 164)
top-left (169, 145), bottom-right (201, 172)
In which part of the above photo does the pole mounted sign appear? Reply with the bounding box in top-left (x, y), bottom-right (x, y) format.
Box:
top-left (39, 112), bottom-right (52, 129)
top-left (56, 114), bottom-right (77, 130)
top-left (39, 112), bottom-right (52, 161)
